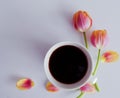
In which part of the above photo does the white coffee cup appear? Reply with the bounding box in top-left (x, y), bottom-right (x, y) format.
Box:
top-left (44, 41), bottom-right (93, 90)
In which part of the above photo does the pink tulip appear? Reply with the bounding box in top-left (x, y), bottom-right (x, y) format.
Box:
top-left (73, 10), bottom-right (92, 33)
top-left (80, 83), bottom-right (96, 93)
top-left (91, 30), bottom-right (109, 76)
top-left (16, 78), bottom-right (34, 90)
top-left (73, 10), bottom-right (92, 48)
top-left (46, 82), bottom-right (59, 92)
top-left (90, 30), bottom-right (108, 49)
top-left (101, 50), bottom-right (119, 63)
top-left (77, 82), bottom-right (97, 98)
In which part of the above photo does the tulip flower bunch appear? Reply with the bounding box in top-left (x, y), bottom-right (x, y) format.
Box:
top-left (73, 10), bottom-right (119, 98)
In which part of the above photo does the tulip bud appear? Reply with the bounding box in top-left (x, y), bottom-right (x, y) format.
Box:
top-left (77, 82), bottom-right (96, 98)
top-left (80, 83), bottom-right (96, 93)
top-left (73, 10), bottom-right (92, 49)
top-left (73, 10), bottom-right (92, 33)
top-left (91, 30), bottom-right (109, 75)
top-left (90, 30), bottom-right (108, 49)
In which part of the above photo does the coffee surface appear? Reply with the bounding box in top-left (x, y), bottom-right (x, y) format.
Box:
top-left (49, 45), bottom-right (88, 84)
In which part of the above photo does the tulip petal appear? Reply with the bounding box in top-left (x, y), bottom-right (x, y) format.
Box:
top-left (101, 50), bottom-right (119, 63)
top-left (46, 82), bottom-right (59, 92)
top-left (16, 78), bottom-right (34, 90)
top-left (73, 10), bottom-right (92, 33)
top-left (90, 30), bottom-right (108, 49)
top-left (80, 83), bottom-right (96, 93)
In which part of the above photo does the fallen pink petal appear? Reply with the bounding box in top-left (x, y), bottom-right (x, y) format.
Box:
top-left (16, 78), bottom-right (34, 90)
top-left (46, 82), bottom-right (59, 92)
top-left (101, 50), bottom-right (119, 63)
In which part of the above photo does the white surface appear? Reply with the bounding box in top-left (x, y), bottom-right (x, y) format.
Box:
top-left (0, 0), bottom-right (120, 98)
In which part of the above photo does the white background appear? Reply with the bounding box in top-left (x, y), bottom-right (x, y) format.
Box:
top-left (0, 0), bottom-right (120, 98)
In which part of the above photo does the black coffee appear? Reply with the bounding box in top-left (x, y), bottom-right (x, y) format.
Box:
top-left (49, 45), bottom-right (88, 84)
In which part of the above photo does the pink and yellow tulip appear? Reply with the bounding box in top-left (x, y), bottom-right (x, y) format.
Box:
top-left (77, 82), bottom-right (97, 98)
top-left (90, 30), bottom-right (109, 75)
top-left (73, 10), bottom-right (92, 48)
top-left (16, 78), bottom-right (34, 90)
top-left (90, 30), bottom-right (108, 49)
top-left (73, 10), bottom-right (92, 33)
top-left (46, 82), bottom-right (59, 92)
top-left (80, 83), bottom-right (96, 93)
top-left (101, 50), bottom-right (119, 63)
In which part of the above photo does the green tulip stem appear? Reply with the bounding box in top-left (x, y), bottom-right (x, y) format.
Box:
top-left (77, 92), bottom-right (85, 98)
top-left (94, 82), bottom-right (100, 92)
top-left (83, 32), bottom-right (88, 49)
top-left (92, 49), bottom-right (101, 76)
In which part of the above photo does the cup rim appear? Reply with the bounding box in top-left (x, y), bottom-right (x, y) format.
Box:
top-left (44, 41), bottom-right (93, 90)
